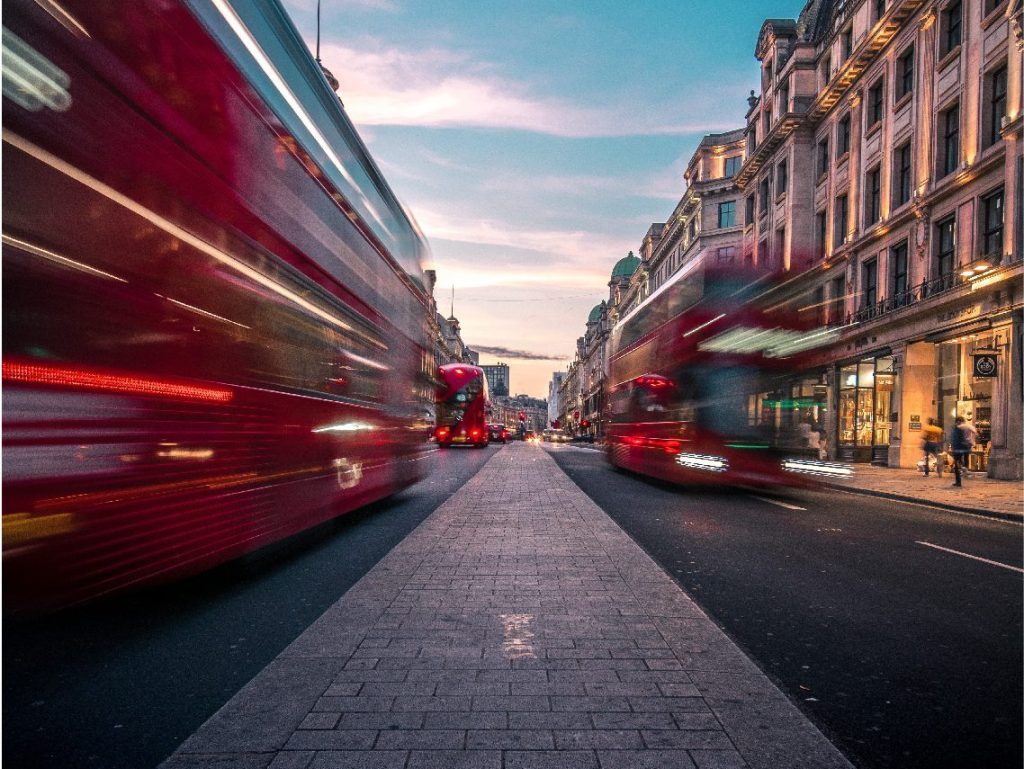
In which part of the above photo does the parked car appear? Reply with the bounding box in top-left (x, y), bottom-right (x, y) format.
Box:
top-left (543, 429), bottom-right (568, 443)
top-left (488, 423), bottom-right (509, 443)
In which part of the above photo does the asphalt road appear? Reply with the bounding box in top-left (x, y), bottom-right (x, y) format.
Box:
top-left (3, 443), bottom-right (499, 769)
top-left (545, 443), bottom-right (1023, 769)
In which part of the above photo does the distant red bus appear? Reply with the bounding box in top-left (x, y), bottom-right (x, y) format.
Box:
top-left (435, 365), bottom-right (490, 448)
top-left (2, 0), bottom-right (433, 610)
top-left (606, 262), bottom-right (849, 487)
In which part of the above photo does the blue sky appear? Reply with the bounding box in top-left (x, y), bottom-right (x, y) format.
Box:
top-left (283, 0), bottom-right (797, 396)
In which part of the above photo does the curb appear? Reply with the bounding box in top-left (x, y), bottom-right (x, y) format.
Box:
top-left (825, 483), bottom-right (1023, 523)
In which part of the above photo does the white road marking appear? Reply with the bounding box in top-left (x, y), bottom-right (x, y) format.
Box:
top-left (750, 495), bottom-right (806, 511)
top-left (915, 541), bottom-right (1024, 574)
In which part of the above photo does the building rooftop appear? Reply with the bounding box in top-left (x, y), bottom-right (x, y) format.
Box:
top-left (611, 251), bottom-right (641, 279)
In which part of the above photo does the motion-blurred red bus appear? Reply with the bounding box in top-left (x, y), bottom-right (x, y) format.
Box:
top-left (606, 262), bottom-right (851, 487)
top-left (2, 0), bottom-right (433, 610)
top-left (434, 365), bottom-right (490, 448)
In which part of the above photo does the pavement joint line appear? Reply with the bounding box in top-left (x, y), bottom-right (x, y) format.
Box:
top-left (159, 443), bottom-right (854, 769)
top-left (914, 540), bottom-right (1024, 574)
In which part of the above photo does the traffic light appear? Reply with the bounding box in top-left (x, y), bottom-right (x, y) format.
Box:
top-left (518, 411), bottom-right (526, 421)
top-left (581, 419), bottom-right (590, 429)
top-left (573, 410), bottom-right (580, 420)
top-left (552, 419), bottom-right (560, 429)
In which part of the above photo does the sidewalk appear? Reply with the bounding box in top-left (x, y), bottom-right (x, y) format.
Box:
top-left (828, 463), bottom-right (1023, 521)
top-left (162, 443), bottom-right (852, 769)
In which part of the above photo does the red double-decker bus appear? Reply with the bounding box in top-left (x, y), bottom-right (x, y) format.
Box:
top-left (435, 364), bottom-right (491, 448)
top-left (2, 0), bottom-right (434, 610)
top-left (606, 262), bottom-right (850, 488)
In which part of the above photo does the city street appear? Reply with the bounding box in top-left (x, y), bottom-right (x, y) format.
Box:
top-left (546, 443), bottom-right (1023, 769)
top-left (6, 442), bottom-right (1020, 769)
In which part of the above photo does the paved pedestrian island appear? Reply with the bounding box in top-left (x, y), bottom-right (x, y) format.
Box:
top-left (162, 444), bottom-right (852, 769)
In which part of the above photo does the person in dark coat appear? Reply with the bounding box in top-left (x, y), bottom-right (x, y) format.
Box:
top-left (949, 416), bottom-right (975, 487)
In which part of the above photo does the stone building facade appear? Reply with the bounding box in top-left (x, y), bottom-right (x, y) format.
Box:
top-left (738, 0), bottom-right (1022, 477)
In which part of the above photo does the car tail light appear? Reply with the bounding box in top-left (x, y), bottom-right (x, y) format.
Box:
top-left (470, 428), bottom-right (480, 437)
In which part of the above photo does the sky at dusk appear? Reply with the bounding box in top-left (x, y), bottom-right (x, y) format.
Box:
top-left (282, 0), bottom-right (797, 396)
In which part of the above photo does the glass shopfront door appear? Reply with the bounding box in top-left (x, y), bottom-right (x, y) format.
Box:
top-left (837, 355), bottom-right (896, 464)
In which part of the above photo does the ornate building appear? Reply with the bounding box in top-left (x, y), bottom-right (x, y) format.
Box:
top-left (738, 0), bottom-right (1022, 477)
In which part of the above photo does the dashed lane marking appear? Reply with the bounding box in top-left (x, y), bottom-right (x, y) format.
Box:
top-left (750, 495), bottom-right (806, 511)
top-left (915, 541), bottom-right (1024, 574)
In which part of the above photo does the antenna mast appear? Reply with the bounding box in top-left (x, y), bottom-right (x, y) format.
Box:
top-left (450, 285), bottom-right (455, 317)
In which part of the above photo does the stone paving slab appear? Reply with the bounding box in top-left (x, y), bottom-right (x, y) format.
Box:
top-left (161, 443), bottom-right (853, 769)
top-left (828, 463), bottom-right (1023, 520)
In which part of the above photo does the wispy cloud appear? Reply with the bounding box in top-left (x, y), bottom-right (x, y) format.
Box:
top-left (471, 345), bottom-right (568, 361)
top-left (320, 41), bottom-right (740, 138)
top-left (415, 207), bottom-right (633, 264)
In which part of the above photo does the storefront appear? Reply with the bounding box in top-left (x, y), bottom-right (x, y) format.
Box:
top-left (930, 321), bottom-right (1014, 474)
top-left (836, 354), bottom-right (897, 464)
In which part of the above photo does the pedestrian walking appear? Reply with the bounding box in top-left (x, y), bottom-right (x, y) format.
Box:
top-left (949, 416), bottom-right (975, 487)
top-left (921, 418), bottom-right (943, 477)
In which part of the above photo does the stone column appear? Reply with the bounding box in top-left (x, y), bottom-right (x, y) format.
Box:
top-left (988, 312), bottom-right (1024, 479)
top-left (916, 10), bottom-right (937, 198)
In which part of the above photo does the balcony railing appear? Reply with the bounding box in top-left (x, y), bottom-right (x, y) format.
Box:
top-left (834, 254), bottom-right (1020, 327)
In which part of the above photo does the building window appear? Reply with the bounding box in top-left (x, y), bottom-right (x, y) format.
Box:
top-left (774, 227), bottom-right (785, 265)
top-left (758, 239), bottom-right (769, 265)
top-left (749, 126), bottom-right (757, 151)
top-left (875, 0), bottom-right (887, 22)
top-left (868, 77), bottom-right (885, 126)
top-left (764, 109), bottom-right (773, 131)
top-left (716, 246), bottom-right (738, 263)
top-left (745, 194), bottom-right (755, 225)
top-left (862, 258), bottom-right (878, 308)
top-left (759, 177), bottom-right (770, 213)
top-left (724, 155), bottom-right (741, 177)
top-left (777, 160), bottom-right (788, 195)
top-left (718, 200), bottom-right (736, 228)
top-left (834, 194), bottom-right (848, 248)
top-left (816, 210), bottom-right (828, 259)
top-left (830, 274), bottom-right (846, 324)
top-left (981, 188), bottom-right (1004, 257)
top-left (813, 285), bottom-right (826, 327)
top-left (817, 137), bottom-right (830, 177)
top-left (842, 27), bottom-right (853, 61)
top-left (936, 215), bottom-right (956, 284)
top-left (896, 46), bottom-right (914, 99)
top-left (780, 80), bottom-right (790, 113)
top-left (986, 65), bottom-right (1007, 148)
top-left (688, 220), bottom-right (697, 241)
top-left (891, 241), bottom-right (908, 300)
top-left (894, 142), bottom-right (912, 207)
top-left (941, 1), bottom-right (962, 57)
top-left (940, 103), bottom-right (960, 177)
top-left (983, 0), bottom-right (1003, 14)
top-left (821, 55), bottom-right (832, 85)
top-left (837, 113), bottom-right (851, 156)
top-left (866, 165), bottom-right (881, 225)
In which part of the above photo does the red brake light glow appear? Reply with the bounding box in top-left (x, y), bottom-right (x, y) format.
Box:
top-left (3, 361), bottom-right (233, 402)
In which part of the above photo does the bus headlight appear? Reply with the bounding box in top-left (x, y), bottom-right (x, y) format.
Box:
top-left (781, 458), bottom-right (854, 477)
top-left (676, 453), bottom-right (728, 472)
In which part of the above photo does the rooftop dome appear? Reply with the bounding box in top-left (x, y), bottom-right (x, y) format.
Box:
top-left (611, 251), bottom-right (640, 279)
top-left (587, 304), bottom-right (603, 323)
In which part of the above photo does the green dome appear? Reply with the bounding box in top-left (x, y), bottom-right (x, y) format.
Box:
top-left (587, 304), bottom-right (603, 323)
top-left (611, 251), bottom-right (640, 279)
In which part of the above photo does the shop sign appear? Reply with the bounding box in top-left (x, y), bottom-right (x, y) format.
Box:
top-left (908, 414), bottom-right (922, 431)
top-left (938, 304), bottom-right (981, 324)
top-left (973, 354), bottom-right (998, 378)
